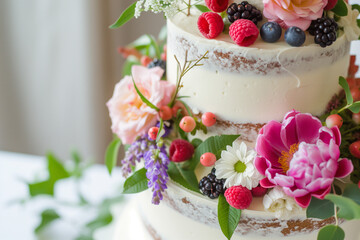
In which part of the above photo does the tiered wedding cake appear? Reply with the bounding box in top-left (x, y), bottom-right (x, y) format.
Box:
top-left (107, 0), bottom-right (360, 239)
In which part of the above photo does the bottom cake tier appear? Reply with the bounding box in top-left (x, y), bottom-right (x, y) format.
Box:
top-left (113, 181), bottom-right (360, 240)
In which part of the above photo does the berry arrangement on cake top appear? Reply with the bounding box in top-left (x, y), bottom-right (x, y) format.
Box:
top-left (107, 1), bottom-right (360, 240)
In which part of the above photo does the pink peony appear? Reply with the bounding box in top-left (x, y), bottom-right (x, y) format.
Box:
top-left (263, 0), bottom-right (328, 31)
top-left (255, 110), bottom-right (353, 208)
top-left (107, 66), bottom-right (175, 144)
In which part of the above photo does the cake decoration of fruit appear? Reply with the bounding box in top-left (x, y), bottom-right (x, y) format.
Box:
top-left (106, 0), bottom-right (360, 239)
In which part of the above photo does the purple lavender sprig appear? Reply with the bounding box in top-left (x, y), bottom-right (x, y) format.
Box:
top-left (144, 144), bottom-right (170, 205)
top-left (121, 135), bottom-right (155, 178)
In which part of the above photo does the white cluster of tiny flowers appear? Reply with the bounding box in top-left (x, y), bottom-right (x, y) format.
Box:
top-left (134, 0), bottom-right (180, 19)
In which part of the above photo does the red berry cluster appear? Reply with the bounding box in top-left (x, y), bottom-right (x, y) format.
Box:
top-left (197, 0), bottom-right (259, 46)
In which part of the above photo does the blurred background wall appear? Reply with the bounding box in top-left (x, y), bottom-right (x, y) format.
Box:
top-left (0, 0), bottom-right (359, 162)
top-left (0, 0), bottom-right (164, 161)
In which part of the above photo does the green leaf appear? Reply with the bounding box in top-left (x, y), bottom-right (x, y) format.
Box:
top-left (86, 207), bottom-right (113, 232)
top-left (167, 162), bottom-right (200, 193)
top-left (35, 209), bottom-right (60, 234)
top-left (28, 180), bottom-right (54, 196)
top-left (123, 168), bottom-right (149, 194)
top-left (146, 34), bottom-right (161, 59)
top-left (191, 138), bottom-right (203, 148)
top-left (317, 225), bottom-right (345, 240)
top-left (132, 77), bottom-right (159, 111)
top-left (105, 137), bottom-right (122, 174)
top-left (331, 0), bottom-right (348, 16)
top-left (218, 194), bottom-right (241, 240)
top-left (339, 76), bottom-right (353, 105)
top-left (48, 153), bottom-right (70, 181)
top-left (28, 154), bottom-right (70, 197)
top-left (349, 101), bottom-right (360, 113)
top-left (342, 184), bottom-right (360, 205)
top-left (306, 197), bottom-right (334, 219)
top-left (352, 4), bottom-right (360, 12)
top-left (109, 2), bottom-right (137, 29)
top-left (194, 4), bottom-right (211, 12)
top-left (186, 135), bottom-right (240, 170)
top-left (325, 194), bottom-right (360, 220)
top-left (156, 118), bottom-right (164, 142)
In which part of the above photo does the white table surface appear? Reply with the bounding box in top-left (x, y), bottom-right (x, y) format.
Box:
top-left (0, 151), bottom-right (126, 240)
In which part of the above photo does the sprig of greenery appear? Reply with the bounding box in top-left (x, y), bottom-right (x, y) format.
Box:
top-left (170, 51), bottom-right (209, 107)
top-left (22, 152), bottom-right (124, 239)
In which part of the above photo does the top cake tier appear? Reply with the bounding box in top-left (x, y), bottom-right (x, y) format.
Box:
top-left (166, 7), bottom-right (351, 132)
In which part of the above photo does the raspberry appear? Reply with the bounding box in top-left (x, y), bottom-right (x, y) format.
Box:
top-left (198, 12), bottom-right (224, 39)
top-left (251, 185), bottom-right (268, 197)
top-left (169, 139), bottom-right (195, 162)
top-left (205, 0), bottom-right (229, 13)
top-left (224, 185), bottom-right (252, 209)
top-left (229, 19), bottom-right (259, 47)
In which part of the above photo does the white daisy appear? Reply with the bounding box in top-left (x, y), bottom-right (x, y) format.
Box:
top-left (263, 187), bottom-right (303, 219)
top-left (215, 141), bottom-right (262, 190)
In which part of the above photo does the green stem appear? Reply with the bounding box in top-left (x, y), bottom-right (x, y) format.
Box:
top-left (342, 125), bottom-right (360, 135)
top-left (187, 0), bottom-right (191, 16)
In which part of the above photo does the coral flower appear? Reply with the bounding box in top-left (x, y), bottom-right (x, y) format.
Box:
top-left (107, 66), bottom-right (175, 144)
top-left (263, 0), bottom-right (328, 30)
top-left (254, 110), bottom-right (353, 208)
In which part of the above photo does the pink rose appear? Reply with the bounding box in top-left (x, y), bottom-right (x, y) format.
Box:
top-left (107, 66), bottom-right (175, 144)
top-left (263, 0), bottom-right (328, 30)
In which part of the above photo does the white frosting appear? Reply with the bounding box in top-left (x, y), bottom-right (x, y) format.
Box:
top-left (167, 12), bottom-right (350, 124)
top-left (112, 182), bottom-right (360, 240)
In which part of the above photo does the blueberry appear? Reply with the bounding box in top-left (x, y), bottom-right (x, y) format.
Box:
top-left (260, 22), bottom-right (282, 43)
top-left (284, 26), bottom-right (306, 47)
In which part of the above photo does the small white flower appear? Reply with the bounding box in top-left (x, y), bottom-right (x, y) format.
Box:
top-left (329, 2), bottom-right (360, 41)
top-left (263, 187), bottom-right (303, 219)
top-left (134, 0), bottom-right (179, 19)
top-left (215, 141), bottom-right (262, 190)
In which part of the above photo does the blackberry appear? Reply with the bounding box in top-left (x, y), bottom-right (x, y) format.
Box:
top-left (147, 59), bottom-right (166, 76)
top-left (199, 168), bottom-right (226, 199)
top-left (227, 1), bottom-right (263, 25)
top-left (308, 17), bottom-right (338, 48)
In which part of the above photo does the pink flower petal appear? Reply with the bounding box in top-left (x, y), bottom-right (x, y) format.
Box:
top-left (335, 158), bottom-right (354, 178)
top-left (295, 194), bottom-right (312, 208)
top-left (295, 113), bottom-right (322, 144)
top-left (281, 115), bottom-right (298, 147)
top-left (273, 174), bottom-right (294, 187)
top-left (311, 185), bottom-right (331, 199)
top-left (260, 177), bottom-right (276, 188)
top-left (331, 126), bottom-right (341, 146)
top-left (254, 156), bottom-right (268, 175)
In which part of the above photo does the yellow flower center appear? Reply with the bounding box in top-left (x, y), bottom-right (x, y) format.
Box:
top-left (278, 143), bottom-right (299, 173)
top-left (234, 161), bottom-right (246, 173)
